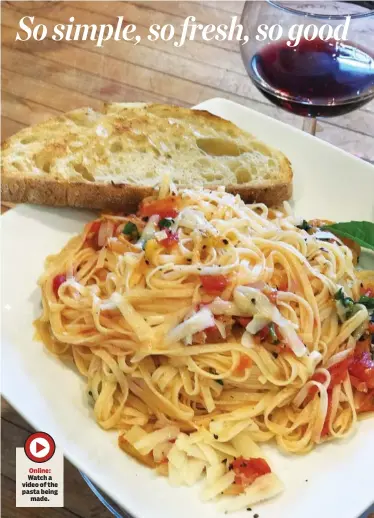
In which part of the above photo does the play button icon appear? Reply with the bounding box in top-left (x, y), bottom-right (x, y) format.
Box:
top-left (36, 441), bottom-right (45, 454)
top-left (24, 432), bottom-right (56, 463)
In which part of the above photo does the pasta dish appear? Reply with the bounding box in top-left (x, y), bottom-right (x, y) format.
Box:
top-left (36, 182), bottom-right (374, 511)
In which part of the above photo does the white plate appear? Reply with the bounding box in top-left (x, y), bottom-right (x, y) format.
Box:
top-left (2, 98), bottom-right (374, 518)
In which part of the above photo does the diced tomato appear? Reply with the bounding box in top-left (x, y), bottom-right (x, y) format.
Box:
top-left (84, 220), bottom-right (102, 250)
top-left (349, 352), bottom-right (374, 390)
top-left (256, 325), bottom-right (270, 341)
top-left (52, 274), bottom-right (66, 298)
top-left (329, 357), bottom-right (353, 387)
top-left (236, 355), bottom-right (253, 373)
top-left (200, 275), bottom-right (229, 295)
top-left (278, 281), bottom-right (288, 292)
top-left (160, 229), bottom-right (179, 249)
top-left (360, 284), bottom-right (374, 297)
top-left (238, 317), bottom-right (253, 328)
top-left (355, 335), bottom-right (371, 355)
top-left (204, 325), bottom-right (221, 343)
top-left (139, 196), bottom-right (180, 219)
top-left (350, 375), bottom-right (368, 393)
top-left (89, 221), bottom-right (101, 233)
top-left (355, 389), bottom-right (374, 413)
top-left (232, 457), bottom-right (271, 487)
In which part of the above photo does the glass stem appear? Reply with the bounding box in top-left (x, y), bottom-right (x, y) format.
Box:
top-left (302, 117), bottom-right (317, 136)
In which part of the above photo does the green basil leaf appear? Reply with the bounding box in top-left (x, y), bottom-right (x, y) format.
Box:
top-left (296, 220), bottom-right (312, 231)
top-left (358, 296), bottom-right (374, 310)
top-left (159, 218), bottom-right (174, 229)
top-left (122, 222), bottom-right (137, 235)
top-left (334, 288), bottom-right (354, 308)
top-left (268, 323), bottom-right (280, 344)
top-left (322, 221), bottom-right (374, 251)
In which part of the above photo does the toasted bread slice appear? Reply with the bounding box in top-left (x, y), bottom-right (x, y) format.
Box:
top-left (1, 103), bottom-right (292, 211)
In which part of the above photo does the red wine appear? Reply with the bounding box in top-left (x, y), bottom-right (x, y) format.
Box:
top-left (249, 38), bottom-right (374, 117)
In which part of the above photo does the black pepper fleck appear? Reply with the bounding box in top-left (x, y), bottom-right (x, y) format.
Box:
top-left (142, 216), bottom-right (149, 222)
top-left (202, 245), bottom-right (207, 249)
top-left (251, 298), bottom-right (256, 304)
top-left (223, 239), bottom-right (229, 245)
top-left (246, 508), bottom-right (252, 512)
top-left (272, 352), bottom-right (278, 359)
top-left (145, 260), bottom-right (150, 265)
top-left (254, 514), bottom-right (259, 518)
top-left (213, 434), bottom-right (218, 440)
top-left (305, 479), bottom-right (308, 482)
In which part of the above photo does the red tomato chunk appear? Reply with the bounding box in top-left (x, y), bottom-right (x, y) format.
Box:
top-left (52, 274), bottom-right (66, 298)
top-left (200, 275), bottom-right (229, 295)
top-left (232, 457), bottom-right (271, 487)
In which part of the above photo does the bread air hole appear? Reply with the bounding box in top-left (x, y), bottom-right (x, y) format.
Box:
top-left (73, 163), bottom-right (95, 182)
top-left (235, 168), bottom-right (252, 184)
top-left (20, 136), bottom-right (37, 145)
top-left (196, 138), bottom-right (245, 157)
top-left (110, 141), bottom-right (123, 153)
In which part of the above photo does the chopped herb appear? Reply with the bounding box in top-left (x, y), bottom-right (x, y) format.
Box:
top-left (122, 222), bottom-right (140, 240)
top-left (297, 220), bottom-right (311, 231)
top-left (213, 434), bottom-right (218, 440)
top-left (159, 217), bottom-right (174, 229)
top-left (358, 295), bottom-right (374, 310)
top-left (334, 288), bottom-right (354, 308)
top-left (269, 323), bottom-right (280, 344)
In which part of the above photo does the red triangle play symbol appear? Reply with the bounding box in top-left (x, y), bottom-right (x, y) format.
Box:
top-left (35, 441), bottom-right (45, 453)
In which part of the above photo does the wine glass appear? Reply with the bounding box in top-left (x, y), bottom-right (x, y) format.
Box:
top-left (240, 1), bottom-right (374, 135)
